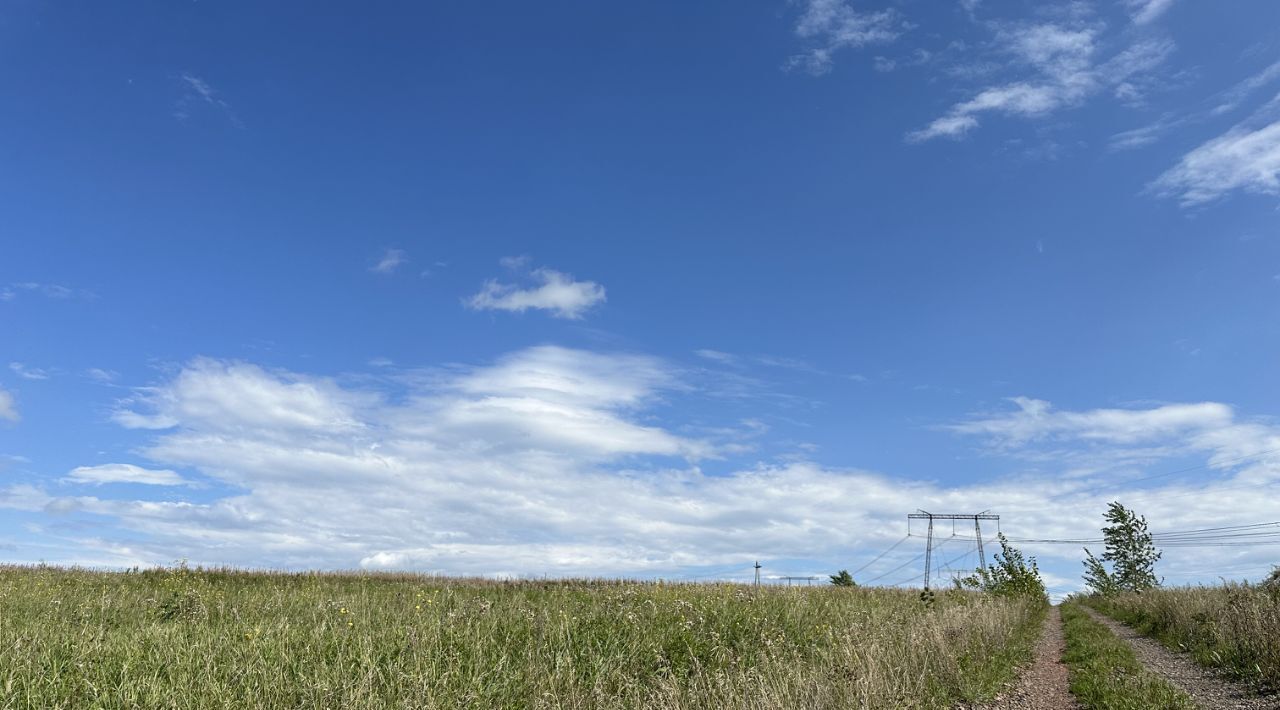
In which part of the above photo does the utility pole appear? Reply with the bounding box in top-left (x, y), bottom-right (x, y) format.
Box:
top-left (974, 517), bottom-right (987, 570)
top-left (908, 511), bottom-right (1000, 590)
top-left (754, 561), bottom-right (761, 587)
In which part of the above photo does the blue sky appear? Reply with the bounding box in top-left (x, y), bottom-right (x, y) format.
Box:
top-left (3, 0), bottom-right (1280, 596)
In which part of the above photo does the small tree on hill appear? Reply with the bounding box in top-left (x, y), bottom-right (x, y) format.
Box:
top-left (961, 534), bottom-right (1046, 601)
top-left (1082, 501), bottom-right (1161, 595)
top-left (829, 569), bottom-right (856, 587)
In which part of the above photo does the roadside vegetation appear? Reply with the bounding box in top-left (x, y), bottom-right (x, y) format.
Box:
top-left (0, 564), bottom-right (1042, 709)
top-left (1073, 501), bottom-right (1280, 691)
top-left (960, 533), bottom-right (1048, 601)
top-left (1059, 601), bottom-right (1196, 709)
top-left (1081, 582), bottom-right (1280, 690)
top-left (1082, 502), bottom-right (1162, 597)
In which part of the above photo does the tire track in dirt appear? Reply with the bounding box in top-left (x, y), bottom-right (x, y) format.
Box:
top-left (1080, 606), bottom-right (1280, 710)
top-left (976, 605), bottom-right (1079, 710)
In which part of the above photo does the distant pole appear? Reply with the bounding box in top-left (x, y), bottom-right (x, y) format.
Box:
top-left (923, 516), bottom-right (935, 590)
top-left (754, 561), bottom-right (761, 587)
top-left (975, 517), bottom-right (987, 570)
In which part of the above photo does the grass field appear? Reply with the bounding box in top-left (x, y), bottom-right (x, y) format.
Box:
top-left (1058, 602), bottom-right (1194, 710)
top-left (1081, 583), bottom-right (1280, 689)
top-left (0, 564), bottom-right (1043, 709)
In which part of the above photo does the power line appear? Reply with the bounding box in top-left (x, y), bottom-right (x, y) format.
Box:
top-left (860, 535), bottom-right (960, 587)
top-left (937, 541), bottom-right (978, 584)
top-left (849, 535), bottom-right (911, 577)
top-left (861, 550), bottom-right (927, 585)
top-left (1167, 544), bottom-right (1280, 550)
top-left (666, 564), bottom-right (754, 581)
top-left (885, 543), bottom-right (977, 588)
top-left (1104, 446), bottom-right (1280, 486)
top-left (924, 521), bottom-right (1280, 547)
top-left (1044, 447), bottom-right (1280, 503)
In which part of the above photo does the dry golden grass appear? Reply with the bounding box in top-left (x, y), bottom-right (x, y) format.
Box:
top-left (0, 564), bottom-right (1043, 709)
top-left (1082, 583), bottom-right (1280, 689)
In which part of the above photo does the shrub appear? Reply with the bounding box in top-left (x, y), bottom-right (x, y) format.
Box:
top-left (961, 534), bottom-right (1047, 602)
top-left (828, 570), bottom-right (856, 587)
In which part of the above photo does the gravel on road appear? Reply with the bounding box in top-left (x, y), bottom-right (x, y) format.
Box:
top-left (976, 606), bottom-right (1079, 710)
top-left (1081, 605), bottom-right (1280, 710)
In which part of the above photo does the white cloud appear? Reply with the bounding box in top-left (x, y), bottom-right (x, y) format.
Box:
top-left (1213, 60), bottom-right (1280, 116)
top-left (466, 267), bottom-right (606, 319)
top-left (1126, 0), bottom-right (1175, 25)
top-left (4, 350), bottom-right (1279, 589)
top-left (1108, 60), bottom-right (1280, 153)
top-left (113, 358), bottom-right (364, 433)
top-left (8, 362), bottom-right (50, 380)
top-left (788, 0), bottom-right (902, 75)
top-left (499, 255), bottom-right (532, 270)
top-left (949, 396), bottom-right (1234, 447)
top-left (1151, 120), bottom-right (1280, 206)
top-left (174, 73), bottom-right (241, 127)
top-left (111, 410), bottom-right (179, 430)
top-left (1108, 114), bottom-right (1183, 150)
top-left (908, 20), bottom-right (1174, 142)
top-left (909, 115), bottom-right (981, 142)
top-left (85, 368), bottom-right (119, 383)
top-left (369, 248), bottom-right (407, 274)
top-left (0, 387), bottom-right (17, 423)
top-left (0, 282), bottom-right (88, 302)
top-left (66, 464), bottom-right (187, 487)
top-left (694, 349), bottom-right (738, 364)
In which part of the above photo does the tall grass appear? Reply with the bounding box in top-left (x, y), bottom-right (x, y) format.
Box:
top-left (1082, 584), bottom-right (1280, 689)
top-left (1059, 602), bottom-right (1195, 710)
top-left (0, 564), bottom-right (1042, 709)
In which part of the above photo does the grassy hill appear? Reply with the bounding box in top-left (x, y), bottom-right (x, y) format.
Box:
top-left (0, 564), bottom-right (1041, 709)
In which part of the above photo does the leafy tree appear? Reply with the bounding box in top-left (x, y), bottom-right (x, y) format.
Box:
top-left (1082, 501), bottom-right (1162, 595)
top-left (961, 534), bottom-right (1046, 600)
top-left (829, 569), bottom-right (856, 587)
top-left (1082, 552), bottom-right (1117, 596)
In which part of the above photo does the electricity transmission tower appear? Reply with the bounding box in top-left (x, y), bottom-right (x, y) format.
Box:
top-left (908, 510), bottom-right (1000, 590)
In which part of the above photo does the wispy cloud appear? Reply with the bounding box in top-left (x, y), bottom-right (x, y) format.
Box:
top-left (1212, 60), bottom-right (1280, 116)
top-left (0, 282), bottom-right (89, 302)
top-left (694, 349), bottom-right (738, 364)
top-left (85, 368), bottom-right (119, 383)
top-left (1107, 113), bottom-right (1185, 150)
top-left (908, 19), bottom-right (1173, 142)
top-left (0, 387), bottom-right (16, 423)
top-left (1126, 0), bottom-right (1176, 25)
top-left (8, 362), bottom-right (50, 381)
top-left (174, 73), bottom-right (242, 127)
top-left (499, 255), bottom-right (532, 270)
top-left (1109, 58), bottom-right (1280, 152)
top-left (949, 396), bottom-right (1233, 448)
top-left (787, 0), bottom-right (903, 75)
top-left (65, 464), bottom-right (188, 487)
top-left (369, 248), bottom-right (407, 274)
top-left (1150, 118), bottom-right (1280, 206)
top-left (466, 261), bottom-right (606, 319)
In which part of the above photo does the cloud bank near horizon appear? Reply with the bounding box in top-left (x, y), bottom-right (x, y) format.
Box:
top-left (2, 346), bottom-right (1278, 592)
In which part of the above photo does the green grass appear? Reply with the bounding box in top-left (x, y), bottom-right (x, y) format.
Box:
top-left (1059, 601), bottom-right (1195, 710)
top-left (0, 564), bottom-right (1043, 709)
top-left (1081, 585), bottom-right (1280, 689)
